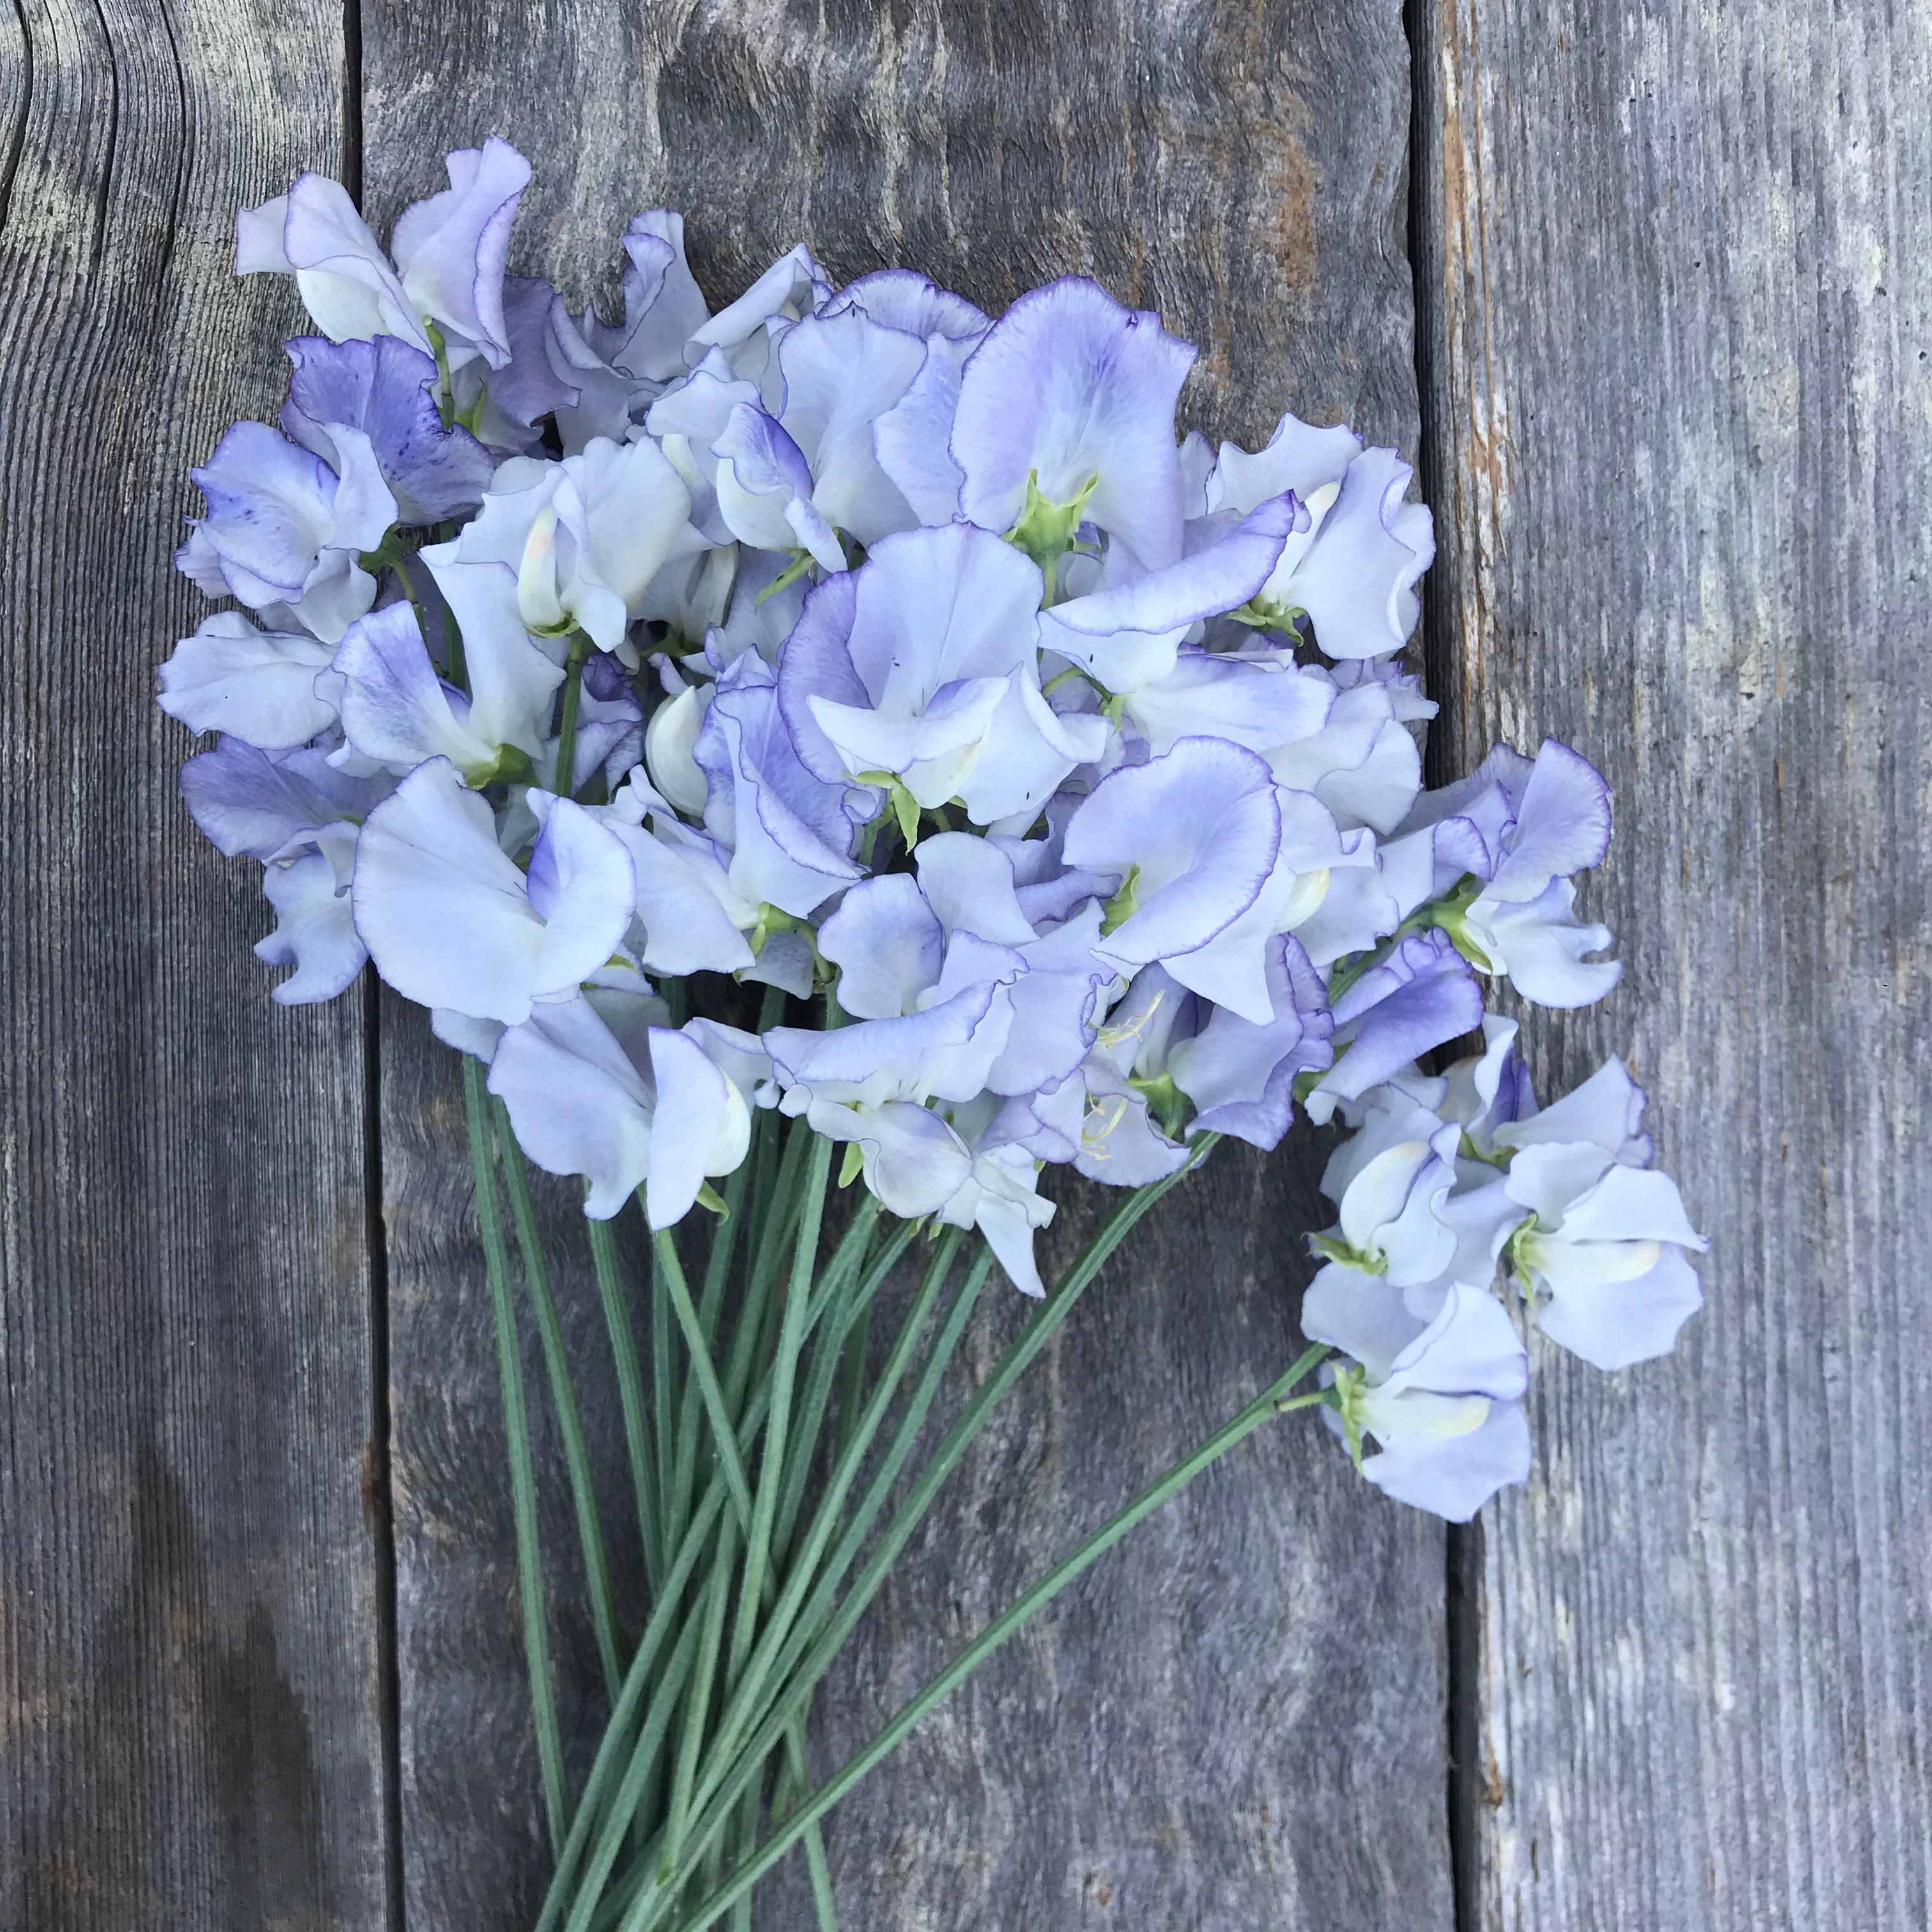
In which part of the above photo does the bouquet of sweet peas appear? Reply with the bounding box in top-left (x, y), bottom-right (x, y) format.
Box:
top-left (157, 138), bottom-right (1706, 1929)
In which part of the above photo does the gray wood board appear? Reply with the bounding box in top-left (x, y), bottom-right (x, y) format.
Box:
top-left (0, 5), bottom-right (394, 1929)
top-left (1411, 1), bottom-right (1932, 1926)
top-left (360, 0), bottom-right (1453, 1926)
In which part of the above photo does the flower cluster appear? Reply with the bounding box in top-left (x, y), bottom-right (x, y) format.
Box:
top-left (158, 141), bottom-right (1702, 1521)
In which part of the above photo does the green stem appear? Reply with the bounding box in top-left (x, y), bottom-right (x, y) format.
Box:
top-left (463, 1058), bottom-right (569, 1855)
top-left (668, 1350), bottom-right (1332, 1930)
top-left (493, 1098), bottom-right (625, 1701)
top-left (661, 1515), bottom-right (740, 1885)
top-left (656, 1229), bottom-right (756, 1532)
top-left (588, 1215), bottom-right (664, 1597)
top-left (656, 1144), bottom-right (1218, 1912)
top-left (535, 1478), bottom-right (730, 1932)
top-left (727, 1136), bottom-right (834, 1694)
top-left (555, 628), bottom-right (592, 796)
top-left (696, 1233), bottom-right (965, 1792)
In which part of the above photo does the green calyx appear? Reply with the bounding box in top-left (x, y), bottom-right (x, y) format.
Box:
top-left (854, 771), bottom-right (926, 852)
top-left (1307, 1231), bottom-right (1388, 1276)
top-left (1004, 468), bottom-right (1100, 592)
top-left (1323, 1362), bottom-right (1368, 1468)
top-left (1229, 591), bottom-right (1305, 634)
top-left (1458, 1131), bottom-right (1514, 1170)
top-left (1126, 1069), bottom-right (1190, 1141)
top-left (1099, 863), bottom-right (1142, 937)
top-left (756, 551), bottom-right (819, 607)
top-left (464, 743), bottom-right (535, 789)
top-left (746, 903), bottom-right (816, 963)
top-left (837, 1142), bottom-right (867, 1188)
top-left (1503, 1214), bottom-right (1542, 1290)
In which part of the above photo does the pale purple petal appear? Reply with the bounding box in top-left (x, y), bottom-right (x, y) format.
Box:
top-left (1287, 446), bottom-right (1434, 658)
top-left (1039, 492), bottom-right (1306, 652)
top-left (1166, 934), bottom-right (1333, 1149)
top-left (953, 277), bottom-right (1195, 568)
top-left (1485, 739), bottom-right (1614, 901)
top-left (489, 993), bottom-right (655, 1217)
top-left (389, 138), bottom-right (532, 368)
top-left (256, 846), bottom-right (367, 1004)
top-left (180, 737), bottom-right (388, 860)
top-left (645, 1025), bottom-right (743, 1229)
top-left (282, 334), bottom-right (494, 523)
top-left (818, 874), bottom-right (944, 1018)
top-left (1360, 1400), bottom-right (1529, 1522)
top-left (1062, 738), bottom-right (1281, 967)
top-left (158, 611), bottom-right (338, 749)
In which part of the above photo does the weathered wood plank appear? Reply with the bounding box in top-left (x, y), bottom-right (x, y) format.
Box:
top-left (364, 3), bottom-right (1453, 1926)
top-left (0, 4), bottom-right (395, 1929)
top-left (1412, 2), bottom-right (1932, 1925)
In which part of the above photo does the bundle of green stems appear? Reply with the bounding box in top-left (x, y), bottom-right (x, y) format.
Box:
top-left (459, 1055), bottom-right (1326, 1931)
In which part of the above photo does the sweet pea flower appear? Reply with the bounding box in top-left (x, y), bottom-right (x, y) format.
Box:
top-left (545, 211), bottom-right (712, 450)
top-left (1306, 930), bottom-right (1485, 1123)
top-left (1303, 1278), bottom-right (1529, 1521)
top-left (352, 758), bottom-right (635, 1024)
top-left (237, 141), bottom-right (532, 371)
top-left (1211, 411), bottom-right (1434, 659)
top-left (1266, 657), bottom-right (1435, 835)
top-left (1399, 738), bottom-right (1620, 1008)
top-left (1312, 1087), bottom-right (1463, 1284)
top-left (1062, 738), bottom-right (1283, 981)
top-left (178, 736), bottom-right (390, 862)
top-left (280, 335), bottom-right (494, 524)
top-left (174, 421), bottom-right (395, 643)
top-left (489, 990), bottom-right (767, 1225)
top-left (1494, 1057), bottom-right (1706, 1368)
top-left (434, 436), bottom-right (697, 654)
top-left (1164, 935), bottom-right (1333, 1149)
top-left (326, 601), bottom-right (559, 783)
top-left (953, 277), bottom-right (1196, 573)
top-left (779, 524), bottom-right (1108, 826)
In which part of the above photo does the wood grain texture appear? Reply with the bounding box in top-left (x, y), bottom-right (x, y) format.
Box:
top-left (0, 4), bottom-right (394, 1929)
top-left (1412, 2), bottom-right (1932, 1926)
top-left (360, 1), bottom-right (1453, 1925)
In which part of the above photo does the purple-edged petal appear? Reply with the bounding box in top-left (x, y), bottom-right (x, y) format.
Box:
top-left (953, 277), bottom-right (1195, 569)
top-left (238, 174), bottom-right (424, 349)
top-left (1038, 492), bottom-right (1306, 654)
top-left (818, 874), bottom-right (944, 1018)
top-left (1485, 739), bottom-right (1614, 901)
top-left (1310, 931), bottom-right (1485, 1119)
top-left (282, 334), bottom-right (494, 523)
top-left (1285, 446), bottom-right (1434, 658)
top-left (1062, 738), bottom-right (1282, 967)
top-left (1166, 934), bottom-right (1333, 1149)
top-left (389, 138), bottom-right (532, 368)
top-left (180, 737), bottom-right (388, 861)
top-left (256, 842), bottom-right (367, 1004)
top-left (329, 602), bottom-right (498, 776)
top-left (695, 653), bottom-right (865, 917)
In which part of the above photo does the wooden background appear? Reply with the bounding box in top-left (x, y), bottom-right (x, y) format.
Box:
top-left (2, 0), bottom-right (1926, 1926)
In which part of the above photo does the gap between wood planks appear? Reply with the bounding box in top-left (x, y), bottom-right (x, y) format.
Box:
top-left (1402, 1), bottom-right (1482, 1925)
